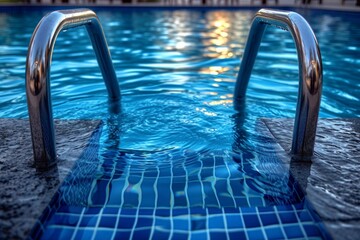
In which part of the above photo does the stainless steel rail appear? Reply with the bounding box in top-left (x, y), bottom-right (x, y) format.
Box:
top-left (234, 9), bottom-right (322, 158)
top-left (26, 9), bottom-right (120, 169)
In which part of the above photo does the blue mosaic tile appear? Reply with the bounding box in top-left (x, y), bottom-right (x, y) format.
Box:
top-left (155, 208), bottom-right (170, 217)
top-left (173, 208), bottom-right (189, 216)
top-left (144, 168), bottom-right (159, 177)
top-left (279, 211), bottom-right (298, 224)
top-left (190, 207), bottom-right (206, 215)
top-left (172, 232), bottom-right (189, 240)
top-left (84, 207), bottom-right (101, 215)
top-left (108, 178), bottom-right (126, 195)
top-left (139, 208), bottom-right (154, 215)
top-left (190, 231), bottom-right (208, 240)
top-left (135, 217), bottom-right (153, 228)
top-left (249, 197), bottom-right (264, 206)
top-left (187, 182), bottom-right (204, 207)
top-left (30, 149), bottom-right (330, 240)
top-left (120, 208), bottom-right (135, 216)
top-left (258, 206), bottom-right (275, 213)
top-left (247, 228), bottom-right (265, 240)
top-left (91, 179), bottom-right (110, 205)
top-left (297, 210), bottom-right (313, 222)
top-left (304, 224), bottom-right (323, 237)
top-left (132, 228), bottom-right (151, 239)
top-left (80, 216), bottom-right (98, 227)
top-left (152, 229), bottom-right (170, 239)
top-left (208, 215), bottom-right (225, 229)
top-left (207, 208), bottom-right (222, 214)
top-left (74, 229), bottom-right (94, 240)
top-left (284, 225), bottom-right (304, 238)
top-left (235, 197), bottom-right (250, 207)
top-left (117, 216), bottom-right (136, 229)
top-left (103, 207), bottom-right (119, 215)
top-left (210, 231), bottom-right (227, 240)
top-left (173, 166), bottom-right (186, 177)
top-left (99, 216), bottom-right (117, 228)
top-left (140, 183), bottom-right (156, 208)
top-left (113, 230), bottom-right (131, 239)
top-left (173, 218), bottom-right (189, 231)
top-left (93, 229), bottom-right (113, 240)
top-left (260, 213), bottom-right (279, 226)
top-left (226, 214), bottom-right (243, 229)
top-left (190, 217), bottom-right (207, 231)
top-left (265, 227), bottom-right (285, 239)
top-left (224, 207), bottom-right (240, 214)
top-left (155, 218), bottom-right (171, 229)
top-left (243, 214), bottom-right (261, 228)
top-left (228, 230), bottom-right (246, 240)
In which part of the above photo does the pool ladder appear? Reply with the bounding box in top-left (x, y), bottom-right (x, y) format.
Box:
top-left (234, 9), bottom-right (322, 158)
top-left (26, 9), bottom-right (322, 170)
top-left (26, 9), bottom-right (121, 169)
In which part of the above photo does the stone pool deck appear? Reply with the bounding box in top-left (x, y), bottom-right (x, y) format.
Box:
top-left (263, 118), bottom-right (360, 240)
top-left (0, 119), bottom-right (101, 239)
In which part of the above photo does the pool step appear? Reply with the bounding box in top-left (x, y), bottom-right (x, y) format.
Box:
top-left (31, 202), bottom-right (330, 240)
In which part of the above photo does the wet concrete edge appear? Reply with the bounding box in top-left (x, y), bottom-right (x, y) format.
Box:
top-left (0, 119), bottom-right (102, 240)
top-left (262, 118), bottom-right (360, 240)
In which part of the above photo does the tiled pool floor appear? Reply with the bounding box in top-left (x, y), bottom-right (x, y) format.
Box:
top-left (33, 202), bottom-right (327, 240)
top-left (29, 142), bottom-right (330, 239)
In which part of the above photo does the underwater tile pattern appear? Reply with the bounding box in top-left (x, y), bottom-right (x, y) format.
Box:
top-left (29, 121), bottom-right (330, 240)
top-left (31, 200), bottom-right (329, 240)
top-left (60, 149), bottom-right (304, 209)
top-left (29, 147), bottom-right (330, 239)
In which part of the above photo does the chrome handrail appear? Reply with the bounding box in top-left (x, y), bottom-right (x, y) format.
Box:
top-left (234, 9), bottom-right (322, 158)
top-left (26, 9), bottom-right (121, 169)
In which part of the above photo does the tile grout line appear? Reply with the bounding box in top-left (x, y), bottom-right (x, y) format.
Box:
top-left (148, 165), bottom-right (160, 240)
top-left (90, 208), bottom-right (104, 240)
top-left (292, 204), bottom-right (308, 239)
top-left (274, 206), bottom-right (288, 239)
top-left (221, 207), bottom-right (230, 240)
top-left (211, 154), bottom-right (221, 207)
top-left (110, 206), bottom-right (121, 240)
top-left (223, 156), bottom-right (237, 207)
top-left (256, 207), bottom-right (268, 240)
top-left (70, 208), bottom-right (85, 240)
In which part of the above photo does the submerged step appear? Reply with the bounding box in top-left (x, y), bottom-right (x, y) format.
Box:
top-left (33, 203), bottom-right (328, 240)
top-left (27, 119), bottom-right (329, 239)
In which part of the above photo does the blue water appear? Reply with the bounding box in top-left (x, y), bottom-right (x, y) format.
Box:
top-left (0, 7), bottom-right (359, 240)
top-left (0, 8), bottom-right (359, 152)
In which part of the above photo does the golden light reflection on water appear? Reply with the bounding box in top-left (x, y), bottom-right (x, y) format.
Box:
top-left (195, 107), bottom-right (217, 116)
top-left (200, 66), bottom-right (230, 75)
top-left (147, 11), bottom-right (246, 104)
top-left (203, 12), bottom-right (235, 59)
top-left (202, 92), bottom-right (218, 96)
top-left (206, 99), bottom-right (233, 106)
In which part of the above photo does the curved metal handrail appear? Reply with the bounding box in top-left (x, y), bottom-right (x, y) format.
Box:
top-left (234, 9), bottom-right (322, 156)
top-left (234, 9), bottom-right (322, 158)
top-left (26, 9), bottom-right (121, 169)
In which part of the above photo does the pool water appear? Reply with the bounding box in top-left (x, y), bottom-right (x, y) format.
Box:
top-left (0, 6), bottom-right (359, 240)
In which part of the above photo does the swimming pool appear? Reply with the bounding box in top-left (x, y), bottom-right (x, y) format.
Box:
top-left (0, 6), bottom-right (359, 240)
